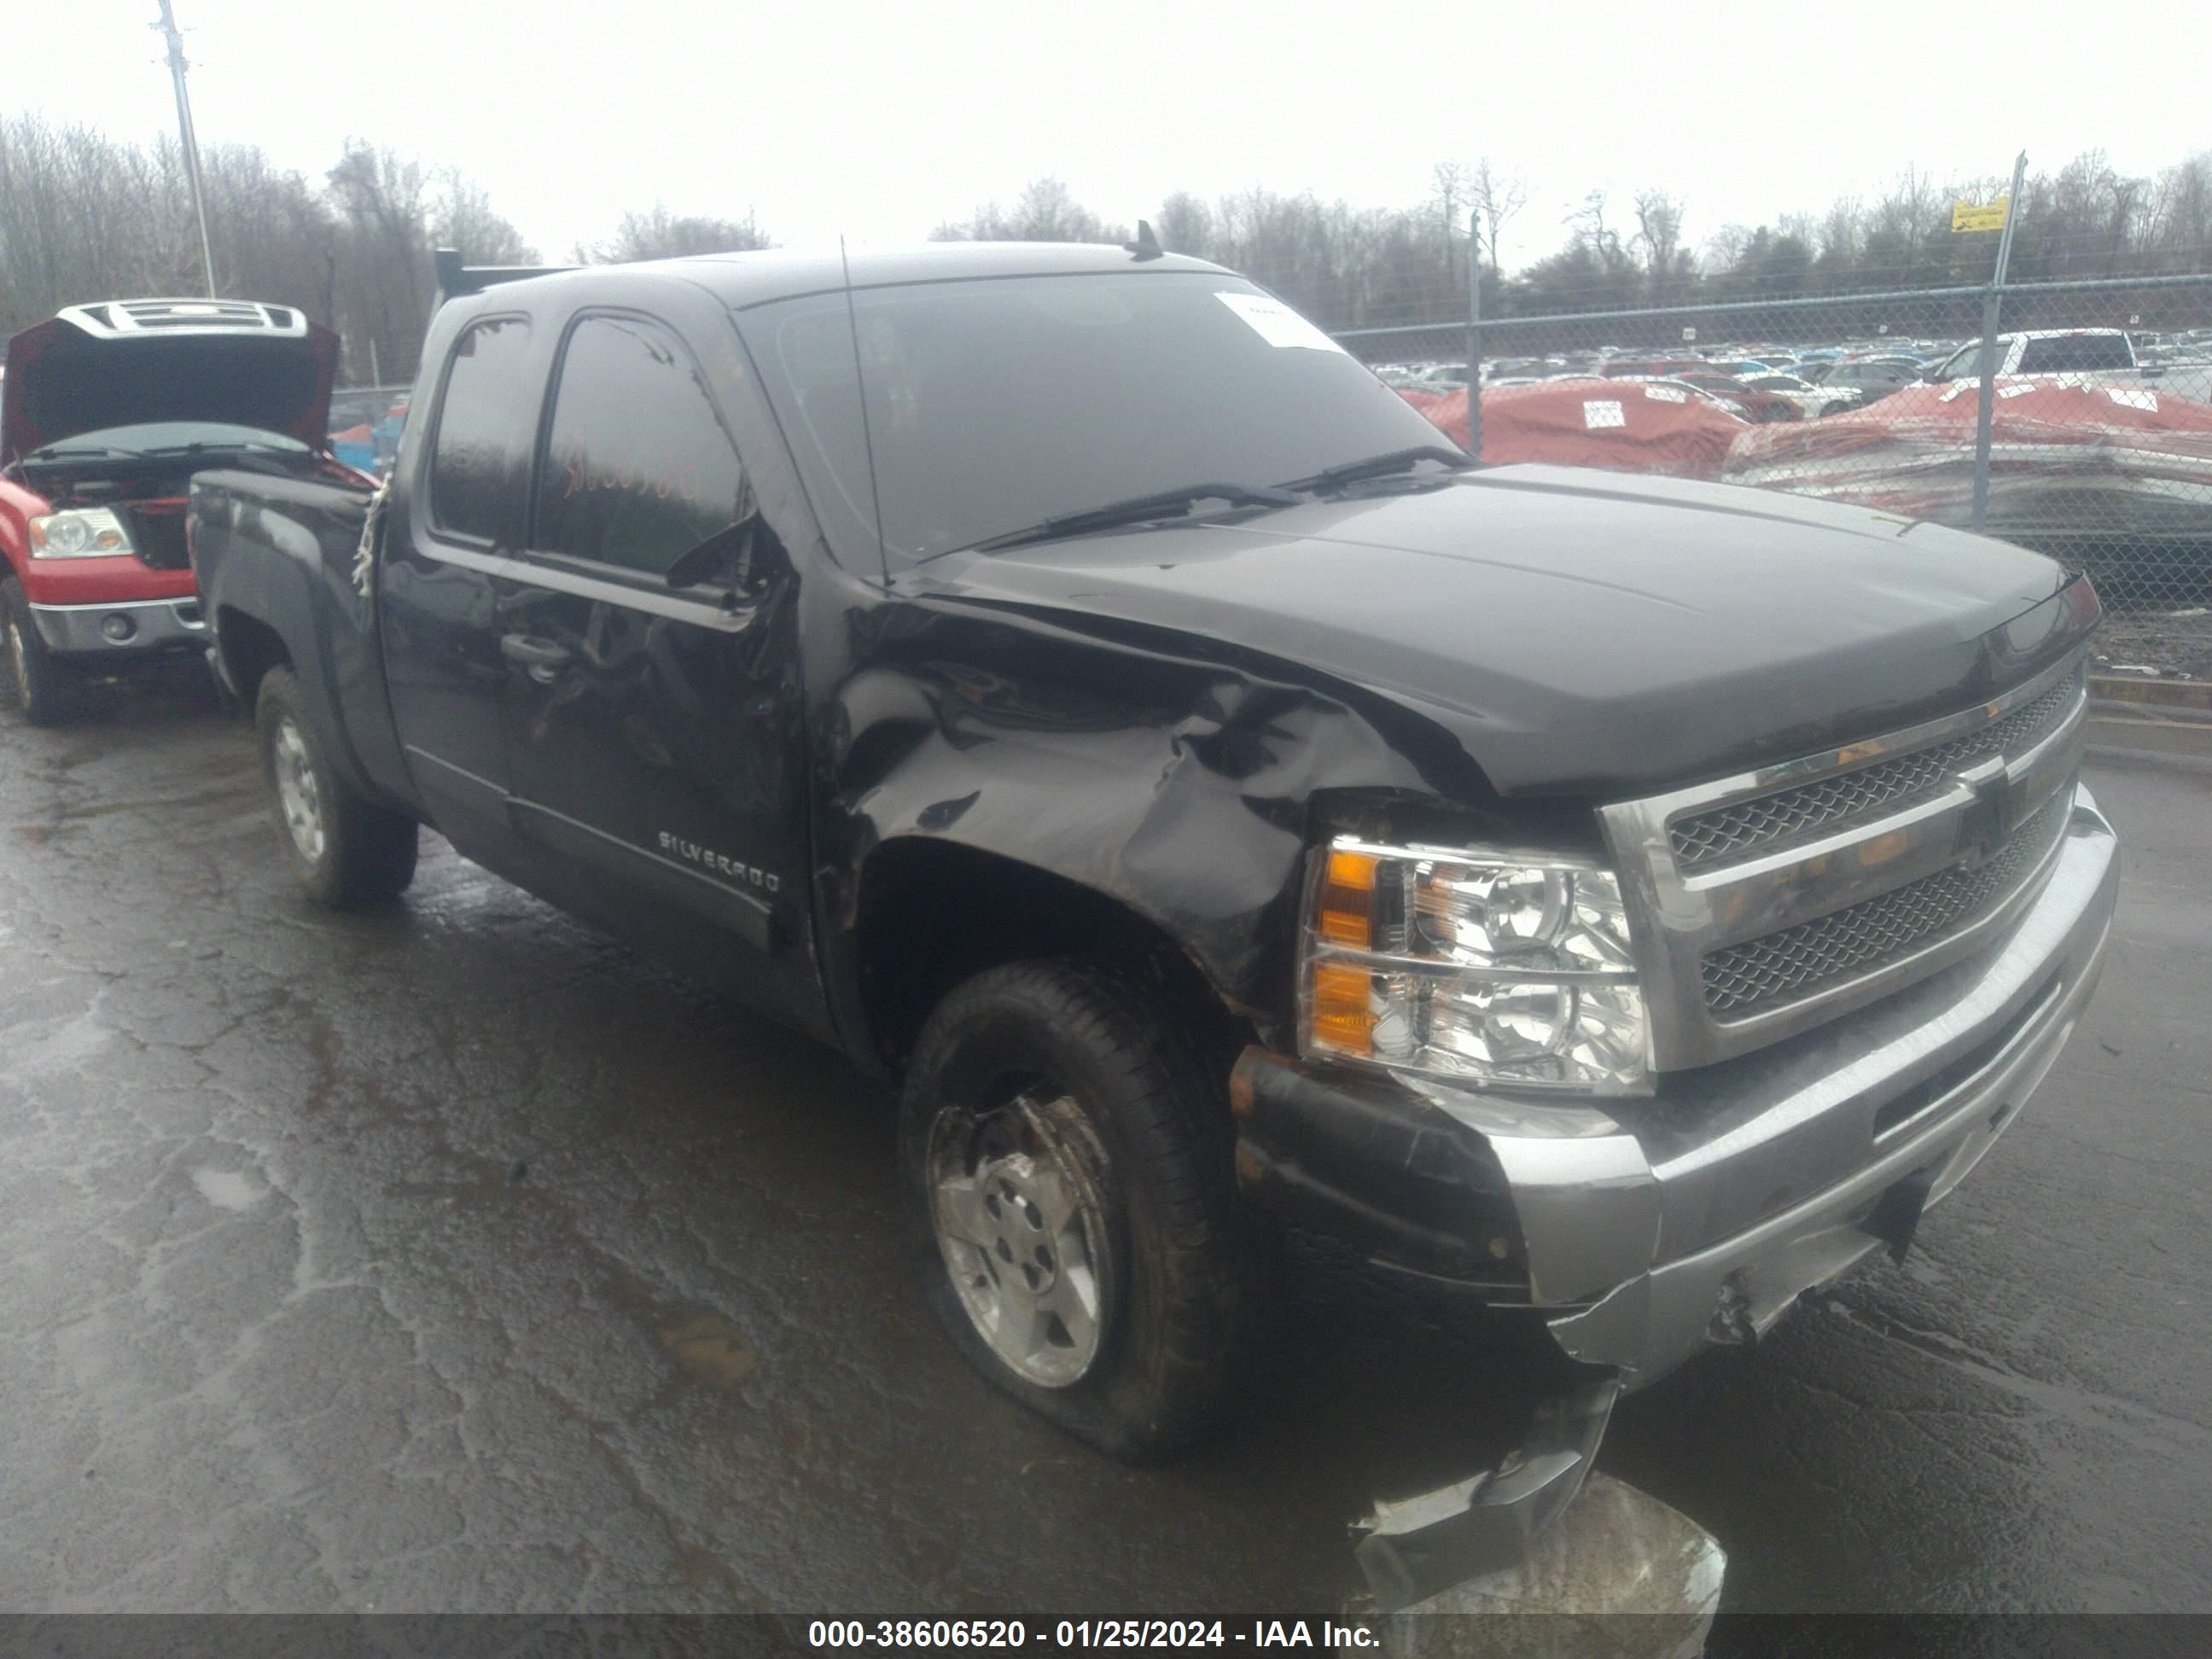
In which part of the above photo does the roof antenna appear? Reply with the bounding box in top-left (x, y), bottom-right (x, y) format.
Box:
top-left (1124, 220), bottom-right (1163, 261)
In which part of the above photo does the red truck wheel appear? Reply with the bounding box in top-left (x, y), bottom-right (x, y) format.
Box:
top-left (1, 576), bottom-right (80, 727)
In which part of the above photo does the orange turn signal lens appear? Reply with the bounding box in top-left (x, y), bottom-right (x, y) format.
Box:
top-left (1318, 849), bottom-right (1377, 947)
top-left (1311, 962), bottom-right (1376, 1053)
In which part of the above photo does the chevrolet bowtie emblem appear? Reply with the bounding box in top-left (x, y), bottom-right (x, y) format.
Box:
top-left (1953, 759), bottom-right (2011, 871)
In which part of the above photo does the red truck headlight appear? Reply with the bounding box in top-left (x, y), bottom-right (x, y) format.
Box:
top-left (29, 508), bottom-right (134, 558)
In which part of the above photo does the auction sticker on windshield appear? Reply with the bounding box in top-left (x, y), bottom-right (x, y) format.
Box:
top-left (1214, 291), bottom-right (1346, 353)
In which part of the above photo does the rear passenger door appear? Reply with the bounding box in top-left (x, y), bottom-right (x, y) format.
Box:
top-left (381, 309), bottom-right (545, 866)
top-left (496, 297), bottom-right (822, 1031)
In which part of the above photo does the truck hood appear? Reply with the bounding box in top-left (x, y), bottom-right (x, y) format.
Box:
top-left (2, 309), bottom-right (340, 462)
top-left (912, 464), bottom-right (2092, 797)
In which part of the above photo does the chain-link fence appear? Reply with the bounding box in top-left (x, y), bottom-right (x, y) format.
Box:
top-left (1336, 271), bottom-right (2212, 680)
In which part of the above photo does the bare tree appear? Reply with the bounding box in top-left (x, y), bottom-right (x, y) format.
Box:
top-left (1154, 191), bottom-right (1214, 258)
top-left (585, 203), bottom-right (770, 263)
top-left (1431, 160), bottom-right (1470, 282)
top-left (1631, 189), bottom-right (1687, 300)
top-left (434, 168), bottom-right (538, 266)
top-left (1469, 159), bottom-right (1528, 271)
top-left (932, 178), bottom-right (1126, 245)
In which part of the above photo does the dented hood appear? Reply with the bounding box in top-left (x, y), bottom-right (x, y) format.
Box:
top-left (914, 464), bottom-right (2090, 798)
top-left (3, 308), bottom-right (340, 461)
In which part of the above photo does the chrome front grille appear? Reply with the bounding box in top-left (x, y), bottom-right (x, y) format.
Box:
top-left (1599, 649), bottom-right (2090, 1070)
top-left (1702, 787), bottom-right (2073, 1016)
top-left (1670, 670), bottom-right (2081, 869)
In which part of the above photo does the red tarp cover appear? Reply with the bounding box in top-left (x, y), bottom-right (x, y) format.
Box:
top-left (1723, 377), bottom-right (2212, 515)
top-left (1401, 378), bottom-right (1746, 480)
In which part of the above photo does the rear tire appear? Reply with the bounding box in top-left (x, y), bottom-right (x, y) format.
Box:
top-left (1, 576), bottom-right (79, 726)
top-left (899, 958), bottom-right (1262, 1463)
top-left (255, 665), bottom-right (418, 907)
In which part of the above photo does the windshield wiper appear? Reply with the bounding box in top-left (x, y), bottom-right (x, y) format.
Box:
top-left (26, 443), bottom-right (135, 461)
top-left (964, 482), bottom-right (1301, 556)
top-left (139, 440), bottom-right (300, 457)
top-left (1274, 445), bottom-right (1476, 494)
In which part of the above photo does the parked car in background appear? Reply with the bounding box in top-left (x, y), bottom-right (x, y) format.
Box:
top-left (1602, 357), bottom-right (1708, 380)
top-left (1675, 371), bottom-right (1803, 423)
top-left (1739, 371), bottom-right (1866, 419)
top-left (1919, 328), bottom-right (2212, 406)
top-left (1926, 329), bottom-right (2137, 381)
top-left (1802, 356), bottom-right (1921, 404)
top-left (1606, 374), bottom-right (1756, 420)
top-left (1, 299), bottom-right (364, 724)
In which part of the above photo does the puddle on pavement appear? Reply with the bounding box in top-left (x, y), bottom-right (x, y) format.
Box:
top-left (656, 1309), bottom-right (761, 1390)
top-left (191, 1168), bottom-right (265, 1213)
top-left (7, 1010), bottom-right (113, 1080)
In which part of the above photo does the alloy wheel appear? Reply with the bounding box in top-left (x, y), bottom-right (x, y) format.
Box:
top-left (928, 1087), bottom-right (1114, 1388)
top-left (272, 716), bottom-right (328, 865)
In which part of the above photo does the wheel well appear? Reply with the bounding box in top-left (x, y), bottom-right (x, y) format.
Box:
top-left (855, 839), bottom-right (1254, 1077)
top-left (216, 608), bottom-right (290, 705)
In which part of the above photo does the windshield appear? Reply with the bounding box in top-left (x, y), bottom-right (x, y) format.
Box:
top-left (738, 271), bottom-right (1449, 571)
top-left (28, 421), bottom-right (311, 460)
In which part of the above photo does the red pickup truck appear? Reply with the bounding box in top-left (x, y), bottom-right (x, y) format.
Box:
top-left (1, 298), bottom-right (362, 724)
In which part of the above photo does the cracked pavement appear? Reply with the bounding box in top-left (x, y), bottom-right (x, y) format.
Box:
top-left (3, 678), bottom-right (2209, 1614)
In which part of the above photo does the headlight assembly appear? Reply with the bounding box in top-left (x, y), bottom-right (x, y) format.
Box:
top-left (29, 508), bottom-right (133, 559)
top-left (1300, 836), bottom-right (1650, 1094)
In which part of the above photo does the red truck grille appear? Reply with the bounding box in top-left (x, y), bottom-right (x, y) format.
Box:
top-left (122, 504), bottom-right (191, 571)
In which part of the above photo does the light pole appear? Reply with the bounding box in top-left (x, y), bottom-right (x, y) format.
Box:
top-left (153, 0), bottom-right (217, 297)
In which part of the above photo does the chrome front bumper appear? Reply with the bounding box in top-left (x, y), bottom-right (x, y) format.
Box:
top-left (1235, 785), bottom-right (2119, 1391)
top-left (30, 597), bottom-right (207, 657)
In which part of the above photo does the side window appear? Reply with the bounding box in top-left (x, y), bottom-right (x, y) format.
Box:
top-left (430, 316), bottom-right (535, 544)
top-left (2017, 335), bottom-right (2132, 374)
top-left (532, 314), bottom-right (745, 579)
top-left (1931, 346), bottom-right (1978, 383)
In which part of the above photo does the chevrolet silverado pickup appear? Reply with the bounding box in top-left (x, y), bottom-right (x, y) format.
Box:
top-left (1, 299), bottom-right (362, 724)
top-left (189, 243), bottom-right (2118, 1604)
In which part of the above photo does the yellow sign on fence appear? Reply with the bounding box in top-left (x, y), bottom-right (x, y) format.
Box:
top-left (1952, 197), bottom-right (2011, 233)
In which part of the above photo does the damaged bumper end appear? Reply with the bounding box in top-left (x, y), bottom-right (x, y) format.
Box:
top-left (1234, 789), bottom-right (2117, 1586)
top-left (1351, 1375), bottom-right (1619, 1612)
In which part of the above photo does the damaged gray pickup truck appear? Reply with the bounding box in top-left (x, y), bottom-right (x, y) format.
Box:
top-left (189, 242), bottom-right (2117, 1605)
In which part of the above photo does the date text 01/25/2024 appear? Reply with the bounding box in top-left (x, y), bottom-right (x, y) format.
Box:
top-left (806, 1621), bottom-right (1379, 1650)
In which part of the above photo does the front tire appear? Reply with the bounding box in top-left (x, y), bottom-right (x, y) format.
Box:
top-left (1, 576), bottom-right (79, 726)
top-left (255, 666), bottom-right (419, 908)
top-left (899, 959), bottom-right (1258, 1462)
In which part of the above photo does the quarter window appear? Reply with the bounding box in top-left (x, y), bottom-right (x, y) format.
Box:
top-left (532, 315), bottom-right (746, 579)
top-left (430, 316), bottom-right (535, 544)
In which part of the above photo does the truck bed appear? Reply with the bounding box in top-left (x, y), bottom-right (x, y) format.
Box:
top-left (189, 470), bottom-right (417, 816)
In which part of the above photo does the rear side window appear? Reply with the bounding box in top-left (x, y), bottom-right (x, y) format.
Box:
top-left (429, 316), bottom-right (535, 544)
top-left (2017, 335), bottom-right (2133, 374)
top-left (532, 314), bottom-right (746, 579)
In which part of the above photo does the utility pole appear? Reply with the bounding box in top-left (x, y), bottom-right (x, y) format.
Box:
top-left (153, 0), bottom-right (218, 297)
top-left (1969, 149), bottom-right (2029, 533)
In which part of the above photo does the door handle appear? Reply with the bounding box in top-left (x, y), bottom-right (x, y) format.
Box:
top-left (500, 633), bottom-right (573, 682)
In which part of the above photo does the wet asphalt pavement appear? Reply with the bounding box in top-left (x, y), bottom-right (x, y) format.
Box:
top-left (2, 675), bottom-right (2208, 1616)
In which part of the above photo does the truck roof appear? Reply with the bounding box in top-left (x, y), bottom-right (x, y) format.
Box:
top-left (448, 242), bottom-right (1238, 313)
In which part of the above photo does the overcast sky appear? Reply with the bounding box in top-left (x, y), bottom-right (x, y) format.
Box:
top-left (15, 0), bottom-right (2211, 271)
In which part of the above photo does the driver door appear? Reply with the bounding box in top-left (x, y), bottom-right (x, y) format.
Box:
top-left (495, 300), bottom-right (819, 1030)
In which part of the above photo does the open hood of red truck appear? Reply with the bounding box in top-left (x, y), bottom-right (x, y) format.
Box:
top-left (3, 300), bottom-right (341, 463)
